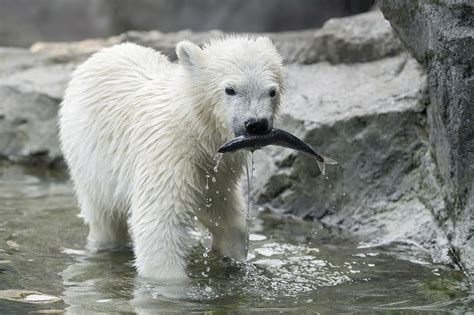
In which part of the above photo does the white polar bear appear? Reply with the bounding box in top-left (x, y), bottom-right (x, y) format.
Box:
top-left (59, 36), bottom-right (284, 280)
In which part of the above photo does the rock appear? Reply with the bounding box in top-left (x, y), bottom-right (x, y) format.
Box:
top-left (252, 54), bottom-right (451, 265)
top-left (32, 11), bottom-right (403, 65)
top-left (309, 10), bottom-right (403, 64)
top-left (0, 48), bottom-right (76, 166)
top-left (119, 10), bottom-right (404, 64)
top-left (112, 0), bottom-right (375, 34)
top-left (379, 0), bottom-right (474, 279)
top-left (0, 0), bottom-right (374, 47)
top-left (0, 289), bottom-right (61, 304)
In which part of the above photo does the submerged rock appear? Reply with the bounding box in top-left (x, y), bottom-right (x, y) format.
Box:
top-left (0, 290), bottom-right (61, 304)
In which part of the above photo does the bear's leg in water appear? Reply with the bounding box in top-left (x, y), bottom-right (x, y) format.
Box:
top-left (77, 189), bottom-right (129, 249)
top-left (130, 194), bottom-right (192, 280)
top-left (201, 189), bottom-right (247, 261)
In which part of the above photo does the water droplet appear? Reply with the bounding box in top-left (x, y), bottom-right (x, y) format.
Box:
top-left (227, 188), bottom-right (231, 192)
top-left (203, 252), bottom-right (208, 258)
top-left (204, 174), bottom-right (210, 190)
top-left (215, 222), bottom-right (219, 227)
top-left (204, 260), bottom-right (208, 265)
top-left (223, 197), bottom-right (227, 201)
top-left (216, 190), bottom-right (219, 194)
top-left (193, 216), bottom-right (198, 221)
top-left (211, 177), bottom-right (216, 183)
top-left (205, 267), bottom-right (210, 272)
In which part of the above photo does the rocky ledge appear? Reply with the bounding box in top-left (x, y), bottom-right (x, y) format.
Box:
top-left (0, 10), bottom-right (471, 277)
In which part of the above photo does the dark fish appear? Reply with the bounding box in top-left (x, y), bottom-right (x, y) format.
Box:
top-left (218, 128), bottom-right (337, 175)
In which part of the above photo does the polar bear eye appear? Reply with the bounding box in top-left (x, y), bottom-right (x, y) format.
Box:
top-left (269, 89), bottom-right (276, 98)
top-left (225, 87), bottom-right (236, 96)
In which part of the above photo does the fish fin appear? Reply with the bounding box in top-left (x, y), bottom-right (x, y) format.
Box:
top-left (317, 156), bottom-right (337, 175)
top-left (317, 160), bottom-right (326, 176)
top-left (322, 156), bottom-right (338, 165)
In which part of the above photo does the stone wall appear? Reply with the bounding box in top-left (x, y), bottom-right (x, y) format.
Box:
top-left (380, 0), bottom-right (474, 279)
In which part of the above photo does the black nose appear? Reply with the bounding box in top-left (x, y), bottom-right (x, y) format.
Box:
top-left (245, 118), bottom-right (270, 135)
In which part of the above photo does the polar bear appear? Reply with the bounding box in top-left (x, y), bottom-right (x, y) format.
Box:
top-left (58, 36), bottom-right (284, 280)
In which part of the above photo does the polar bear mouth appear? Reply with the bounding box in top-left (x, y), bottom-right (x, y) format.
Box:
top-left (217, 128), bottom-right (337, 175)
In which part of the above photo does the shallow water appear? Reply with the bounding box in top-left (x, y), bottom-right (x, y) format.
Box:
top-left (0, 164), bottom-right (472, 314)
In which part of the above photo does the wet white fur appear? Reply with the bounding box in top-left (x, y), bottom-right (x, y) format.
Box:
top-left (59, 36), bottom-right (284, 280)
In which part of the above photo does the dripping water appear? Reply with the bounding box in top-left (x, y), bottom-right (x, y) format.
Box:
top-left (213, 153), bottom-right (223, 173)
top-left (205, 174), bottom-right (210, 190)
top-left (200, 153), bottom-right (224, 277)
top-left (244, 151), bottom-right (255, 256)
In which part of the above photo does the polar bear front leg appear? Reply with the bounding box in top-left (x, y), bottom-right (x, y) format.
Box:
top-left (130, 199), bottom-right (192, 281)
top-left (204, 190), bottom-right (248, 261)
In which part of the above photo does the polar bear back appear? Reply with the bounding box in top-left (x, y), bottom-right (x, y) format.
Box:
top-left (59, 43), bottom-right (180, 213)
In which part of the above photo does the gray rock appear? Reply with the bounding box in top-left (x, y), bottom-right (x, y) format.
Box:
top-left (31, 10), bottom-right (402, 65)
top-left (309, 10), bottom-right (403, 64)
top-left (380, 0), bottom-right (474, 279)
top-left (0, 48), bottom-right (75, 166)
top-left (118, 10), bottom-right (402, 64)
top-left (0, 0), bottom-right (374, 47)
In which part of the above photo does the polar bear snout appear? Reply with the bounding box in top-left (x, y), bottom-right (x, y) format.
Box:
top-left (232, 115), bottom-right (273, 137)
top-left (245, 118), bottom-right (271, 135)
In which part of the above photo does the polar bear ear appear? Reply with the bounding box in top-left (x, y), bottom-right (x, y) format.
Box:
top-left (176, 41), bottom-right (204, 71)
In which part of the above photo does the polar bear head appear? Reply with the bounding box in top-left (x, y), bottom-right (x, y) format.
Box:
top-left (177, 36), bottom-right (284, 137)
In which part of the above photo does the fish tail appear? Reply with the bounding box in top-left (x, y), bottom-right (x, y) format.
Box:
top-left (316, 155), bottom-right (338, 175)
top-left (322, 156), bottom-right (338, 165)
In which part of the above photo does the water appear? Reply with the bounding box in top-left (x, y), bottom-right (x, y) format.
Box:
top-left (0, 163), bottom-right (473, 313)
top-left (213, 153), bottom-right (223, 173)
top-left (245, 152), bottom-right (255, 255)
